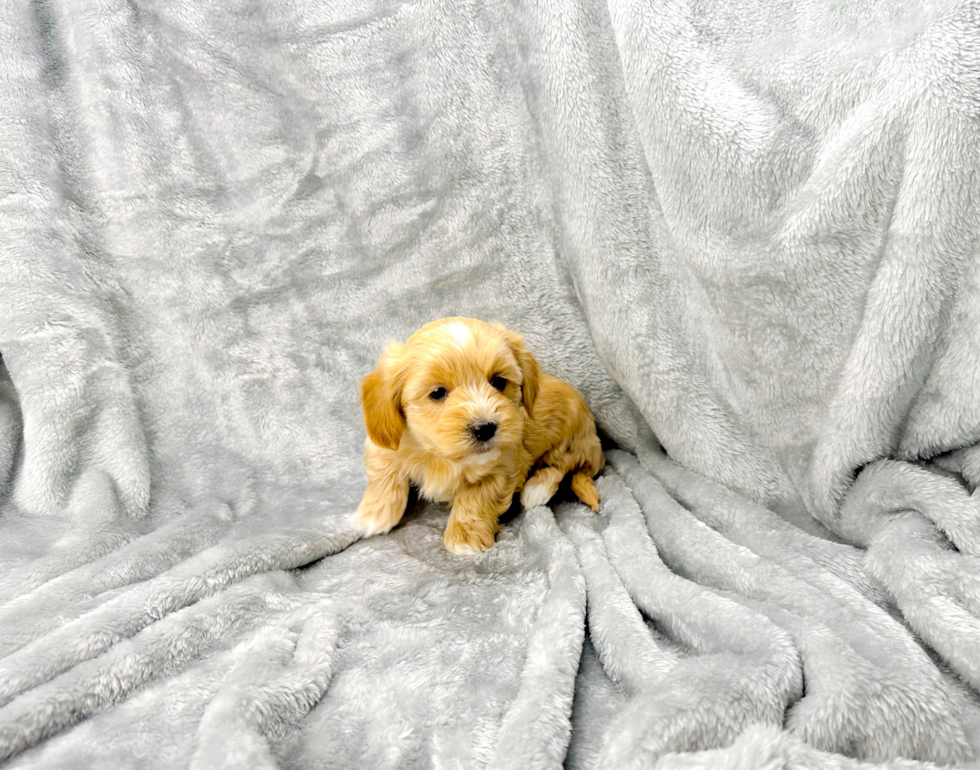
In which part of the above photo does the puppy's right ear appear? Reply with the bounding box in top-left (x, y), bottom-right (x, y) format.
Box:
top-left (361, 344), bottom-right (406, 450)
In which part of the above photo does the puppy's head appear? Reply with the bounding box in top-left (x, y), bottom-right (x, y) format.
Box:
top-left (361, 317), bottom-right (540, 460)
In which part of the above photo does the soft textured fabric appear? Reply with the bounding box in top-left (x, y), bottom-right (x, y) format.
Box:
top-left (2, 0), bottom-right (980, 767)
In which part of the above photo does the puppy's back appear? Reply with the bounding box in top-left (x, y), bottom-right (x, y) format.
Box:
top-left (523, 374), bottom-right (603, 477)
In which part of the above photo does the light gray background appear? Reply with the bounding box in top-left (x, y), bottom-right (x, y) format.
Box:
top-left (1, 0), bottom-right (979, 767)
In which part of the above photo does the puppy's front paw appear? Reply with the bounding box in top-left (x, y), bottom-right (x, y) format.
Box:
top-left (443, 516), bottom-right (496, 555)
top-left (355, 495), bottom-right (405, 537)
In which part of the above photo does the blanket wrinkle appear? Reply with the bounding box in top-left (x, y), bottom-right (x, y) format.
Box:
top-left (561, 508), bottom-right (682, 694)
top-left (864, 514), bottom-right (980, 691)
top-left (652, 723), bottom-right (950, 770)
top-left (485, 508), bottom-right (586, 770)
top-left (190, 609), bottom-right (343, 770)
top-left (837, 459), bottom-right (980, 552)
top-left (609, 450), bottom-right (975, 764)
top-left (0, 502), bottom-right (232, 653)
top-left (0, 525), bottom-right (356, 712)
top-left (635, 443), bottom-right (885, 605)
top-left (0, 363), bottom-right (21, 497)
top-left (584, 476), bottom-right (802, 766)
top-left (2, 0), bottom-right (980, 767)
top-left (0, 571), bottom-right (309, 763)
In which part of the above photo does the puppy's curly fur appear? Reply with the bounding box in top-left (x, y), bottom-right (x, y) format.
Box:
top-left (356, 317), bottom-right (604, 554)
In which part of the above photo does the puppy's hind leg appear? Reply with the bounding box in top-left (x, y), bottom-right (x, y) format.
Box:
top-left (569, 422), bottom-right (604, 512)
top-left (520, 465), bottom-right (565, 509)
top-left (570, 472), bottom-right (600, 512)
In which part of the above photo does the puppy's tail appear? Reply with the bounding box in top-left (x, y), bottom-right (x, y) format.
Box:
top-left (571, 472), bottom-right (600, 512)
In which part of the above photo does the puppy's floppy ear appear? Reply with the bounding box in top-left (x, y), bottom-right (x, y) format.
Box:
top-left (361, 343), bottom-right (406, 450)
top-left (496, 325), bottom-right (540, 416)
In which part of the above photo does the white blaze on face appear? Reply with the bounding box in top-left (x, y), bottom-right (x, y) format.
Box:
top-left (468, 392), bottom-right (497, 426)
top-left (444, 321), bottom-right (472, 349)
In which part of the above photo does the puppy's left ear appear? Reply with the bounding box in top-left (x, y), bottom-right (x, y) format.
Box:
top-left (498, 326), bottom-right (540, 415)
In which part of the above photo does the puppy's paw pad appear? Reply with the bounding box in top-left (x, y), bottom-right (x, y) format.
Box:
top-left (520, 480), bottom-right (555, 510)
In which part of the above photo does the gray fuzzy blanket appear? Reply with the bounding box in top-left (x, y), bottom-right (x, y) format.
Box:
top-left (2, 0), bottom-right (980, 767)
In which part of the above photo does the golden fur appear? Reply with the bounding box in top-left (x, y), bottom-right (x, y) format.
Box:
top-left (356, 317), bottom-right (604, 554)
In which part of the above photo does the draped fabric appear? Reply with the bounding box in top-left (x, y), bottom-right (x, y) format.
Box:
top-left (1, 0), bottom-right (979, 766)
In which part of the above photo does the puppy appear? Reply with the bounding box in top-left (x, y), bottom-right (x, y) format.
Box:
top-left (355, 317), bottom-right (604, 554)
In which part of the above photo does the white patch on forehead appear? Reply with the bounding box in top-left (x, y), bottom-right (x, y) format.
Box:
top-left (444, 321), bottom-right (472, 349)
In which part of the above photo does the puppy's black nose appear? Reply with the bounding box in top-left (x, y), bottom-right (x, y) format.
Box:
top-left (472, 422), bottom-right (497, 442)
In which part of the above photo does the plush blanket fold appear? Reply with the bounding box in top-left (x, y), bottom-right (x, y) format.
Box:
top-left (2, 0), bottom-right (979, 767)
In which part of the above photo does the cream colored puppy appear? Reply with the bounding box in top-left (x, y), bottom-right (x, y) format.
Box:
top-left (356, 317), bottom-right (604, 554)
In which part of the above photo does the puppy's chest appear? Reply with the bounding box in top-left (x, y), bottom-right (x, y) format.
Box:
top-left (409, 459), bottom-right (488, 502)
top-left (407, 450), bottom-right (528, 503)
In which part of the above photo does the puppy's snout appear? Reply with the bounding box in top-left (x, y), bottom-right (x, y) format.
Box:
top-left (471, 422), bottom-right (497, 443)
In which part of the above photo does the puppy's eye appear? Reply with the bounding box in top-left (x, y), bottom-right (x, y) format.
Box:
top-left (490, 376), bottom-right (507, 392)
top-left (429, 387), bottom-right (447, 402)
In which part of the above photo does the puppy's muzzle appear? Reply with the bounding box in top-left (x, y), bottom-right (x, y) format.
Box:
top-left (471, 421), bottom-right (497, 443)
